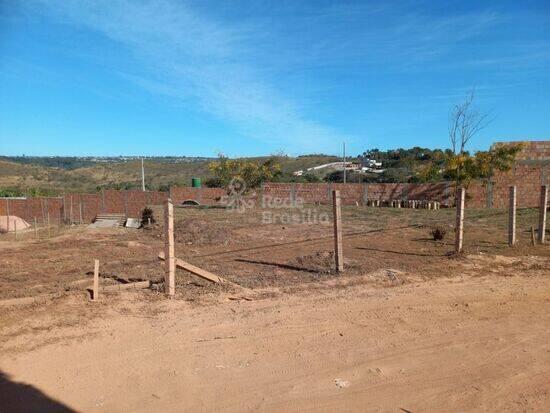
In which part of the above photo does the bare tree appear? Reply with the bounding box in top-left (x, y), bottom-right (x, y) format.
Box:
top-left (447, 90), bottom-right (492, 190)
top-left (448, 90), bottom-right (491, 155)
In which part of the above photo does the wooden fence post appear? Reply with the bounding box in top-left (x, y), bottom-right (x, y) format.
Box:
top-left (93, 259), bottom-right (99, 301)
top-left (538, 185), bottom-right (548, 244)
top-left (332, 190), bottom-right (344, 273)
top-left (455, 187), bottom-right (465, 253)
top-left (164, 199), bottom-right (176, 296)
top-left (34, 217), bottom-right (38, 239)
top-left (508, 186), bottom-right (516, 246)
top-left (47, 212), bottom-right (51, 238)
top-left (14, 221), bottom-right (17, 240)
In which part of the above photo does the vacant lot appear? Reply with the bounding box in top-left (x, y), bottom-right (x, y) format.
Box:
top-left (1, 205), bottom-right (549, 411)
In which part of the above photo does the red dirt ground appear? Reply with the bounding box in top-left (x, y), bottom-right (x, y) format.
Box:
top-left (1, 205), bottom-right (549, 411)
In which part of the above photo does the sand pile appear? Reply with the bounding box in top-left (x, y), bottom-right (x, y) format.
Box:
top-left (0, 216), bottom-right (30, 233)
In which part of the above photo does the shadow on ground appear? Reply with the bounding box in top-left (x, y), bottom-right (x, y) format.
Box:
top-left (0, 371), bottom-right (76, 412)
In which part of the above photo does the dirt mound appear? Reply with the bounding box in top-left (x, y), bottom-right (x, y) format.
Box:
top-left (174, 219), bottom-right (230, 246)
top-left (294, 251), bottom-right (336, 273)
top-left (0, 215), bottom-right (30, 233)
top-left (292, 251), bottom-right (363, 274)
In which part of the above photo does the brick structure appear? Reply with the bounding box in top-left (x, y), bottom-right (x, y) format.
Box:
top-left (262, 182), bottom-right (455, 206)
top-left (263, 141), bottom-right (549, 209)
top-left (492, 140), bottom-right (550, 161)
top-left (0, 186), bottom-right (227, 225)
top-left (169, 186), bottom-right (226, 205)
top-left (263, 151), bottom-right (549, 210)
top-left (0, 197), bottom-right (64, 225)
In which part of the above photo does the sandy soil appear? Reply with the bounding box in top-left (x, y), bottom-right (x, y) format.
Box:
top-left (1, 271), bottom-right (549, 412)
top-left (1, 206), bottom-right (549, 411)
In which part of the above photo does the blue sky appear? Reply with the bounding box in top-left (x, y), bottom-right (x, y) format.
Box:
top-left (1, 0), bottom-right (549, 157)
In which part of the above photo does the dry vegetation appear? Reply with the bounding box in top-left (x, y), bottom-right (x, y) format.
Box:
top-left (1, 204), bottom-right (547, 301)
top-left (0, 155), bottom-right (340, 194)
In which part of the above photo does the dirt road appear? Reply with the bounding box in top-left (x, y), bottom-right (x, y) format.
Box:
top-left (1, 272), bottom-right (549, 412)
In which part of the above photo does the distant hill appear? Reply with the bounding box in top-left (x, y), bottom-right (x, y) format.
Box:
top-left (0, 155), bottom-right (341, 195)
top-left (0, 148), bottom-right (450, 196)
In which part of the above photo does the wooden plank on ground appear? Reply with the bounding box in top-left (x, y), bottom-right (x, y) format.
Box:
top-left (94, 281), bottom-right (150, 292)
top-left (158, 251), bottom-right (226, 284)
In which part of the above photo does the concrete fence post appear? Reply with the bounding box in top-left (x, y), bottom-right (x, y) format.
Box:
top-left (164, 199), bottom-right (175, 296)
top-left (455, 187), bottom-right (465, 253)
top-left (538, 185), bottom-right (548, 244)
top-left (332, 190), bottom-right (344, 273)
top-left (508, 186), bottom-right (516, 246)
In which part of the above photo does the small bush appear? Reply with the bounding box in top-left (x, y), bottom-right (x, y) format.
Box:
top-left (430, 226), bottom-right (446, 241)
top-left (141, 207), bottom-right (155, 226)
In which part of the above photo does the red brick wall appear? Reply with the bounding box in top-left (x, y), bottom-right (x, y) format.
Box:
top-left (492, 140), bottom-right (550, 161)
top-left (1, 164), bottom-right (547, 226)
top-left (63, 190), bottom-right (169, 223)
top-left (0, 197), bottom-right (64, 224)
top-left (262, 182), bottom-right (455, 206)
top-left (169, 187), bottom-right (226, 205)
top-left (263, 168), bottom-right (548, 209)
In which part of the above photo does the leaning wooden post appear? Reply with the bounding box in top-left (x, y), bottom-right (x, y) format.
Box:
top-left (164, 199), bottom-right (176, 296)
top-left (508, 186), bottom-right (516, 246)
top-left (455, 187), bottom-right (465, 253)
top-left (332, 190), bottom-right (344, 273)
top-left (538, 185), bottom-right (548, 244)
top-left (34, 217), bottom-right (38, 239)
top-left (93, 259), bottom-right (99, 301)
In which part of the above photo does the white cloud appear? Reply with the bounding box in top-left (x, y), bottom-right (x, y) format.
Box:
top-left (32, 0), bottom-right (344, 153)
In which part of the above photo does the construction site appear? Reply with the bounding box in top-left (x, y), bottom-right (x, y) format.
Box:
top-left (1, 140), bottom-right (549, 411)
top-left (2, 1), bottom-right (550, 409)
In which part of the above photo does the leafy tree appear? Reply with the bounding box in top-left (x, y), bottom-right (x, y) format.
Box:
top-left (443, 144), bottom-right (523, 186)
top-left (208, 155), bottom-right (282, 189)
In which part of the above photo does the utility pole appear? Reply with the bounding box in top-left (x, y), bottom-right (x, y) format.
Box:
top-left (343, 142), bottom-right (346, 184)
top-left (141, 157), bottom-right (146, 191)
